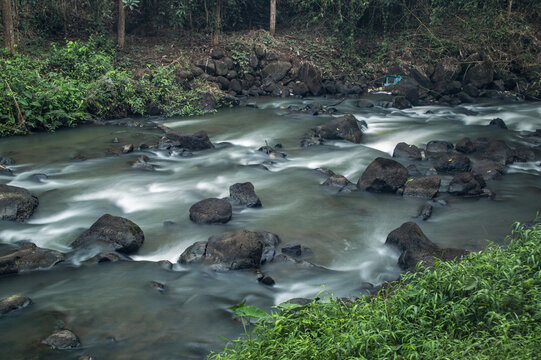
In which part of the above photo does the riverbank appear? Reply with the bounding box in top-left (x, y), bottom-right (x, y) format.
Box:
top-left (210, 219), bottom-right (541, 359)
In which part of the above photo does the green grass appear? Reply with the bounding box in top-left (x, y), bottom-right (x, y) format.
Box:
top-left (210, 220), bottom-right (541, 360)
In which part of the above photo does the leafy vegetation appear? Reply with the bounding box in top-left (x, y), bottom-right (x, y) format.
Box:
top-left (211, 220), bottom-right (541, 359)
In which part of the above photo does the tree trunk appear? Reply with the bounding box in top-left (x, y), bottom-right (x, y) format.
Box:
top-left (118, 0), bottom-right (125, 49)
top-left (507, 0), bottom-right (513, 18)
top-left (270, 0), bottom-right (276, 36)
top-left (212, 0), bottom-right (221, 46)
top-left (2, 0), bottom-right (15, 55)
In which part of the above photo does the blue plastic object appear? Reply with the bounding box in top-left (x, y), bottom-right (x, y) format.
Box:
top-left (384, 75), bottom-right (402, 87)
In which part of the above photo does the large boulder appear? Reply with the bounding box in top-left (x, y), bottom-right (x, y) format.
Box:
top-left (433, 153), bottom-right (471, 173)
top-left (393, 142), bottom-right (422, 160)
top-left (229, 182), bottom-right (262, 208)
top-left (159, 130), bottom-right (214, 151)
top-left (71, 214), bottom-right (144, 254)
top-left (455, 137), bottom-right (474, 154)
top-left (385, 222), bottom-right (436, 252)
top-left (477, 139), bottom-right (513, 165)
top-left (262, 61), bottom-right (292, 82)
top-left (0, 294), bottom-right (32, 315)
top-left (448, 172), bottom-right (486, 196)
top-left (357, 157), bottom-right (409, 193)
top-left (403, 176), bottom-right (441, 199)
top-left (471, 160), bottom-right (505, 180)
top-left (189, 198), bottom-right (232, 224)
top-left (425, 140), bottom-right (454, 155)
top-left (0, 184), bottom-right (39, 222)
top-left (298, 62), bottom-right (323, 96)
top-left (42, 330), bottom-right (81, 350)
top-left (313, 114), bottom-right (363, 144)
top-left (179, 230), bottom-right (280, 271)
top-left (465, 61), bottom-right (494, 88)
top-left (0, 243), bottom-right (65, 276)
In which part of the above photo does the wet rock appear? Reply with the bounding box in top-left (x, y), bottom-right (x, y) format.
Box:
top-left (71, 214), bottom-right (145, 254)
top-left (0, 165), bottom-right (13, 176)
top-left (0, 243), bottom-right (64, 276)
top-left (478, 139), bottom-right (513, 165)
top-left (315, 168), bottom-right (336, 177)
top-left (189, 198), bottom-right (232, 224)
top-left (471, 160), bottom-right (504, 180)
top-left (354, 99), bottom-right (374, 108)
top-left (149, 281), bottom-right (167, 293)
top-left (122, 144), bottom-right (134, 154)
top-left (357, 157), bottom-right (409, 193)
top-left (433, 153), bottom-right (471, 173)
top-left (448, 172), bottom-right (487, 196)
top-left (392, 96), bottom-right (410, 109)
top-left (29, 173), bottom-right (48, 182)
top-left (280, 243), bottom-right (312, 259)
top-left (300, 134), bottom-right (324, 147)
top-left (257, 144), bottom-right (287, 159)
top-left (262, 61), bottom-right (291, 82)
top-left (425, 140), bottom-right (454, 155)
top-left (0, 156), bottom-right (15, 165)
top-left (455, 137), bottom-right (474, 154)
top-left (399, 246), bottom-right (468, 271)
top-left (465, 61), bottom-right (494, 88)
top-left (258, 274), bottom-right (275, 286)
top-left (159, 130), bottom-right (214, 151)
top-left (86, 252), bottom-right (130, 263)
top-left (229, 182), bottom-right (262, 208)
top-left (403, 176), bottom-right (441, 199)
top-left (179, 241), bottom-right (208, 265)
top-left (488, 118), bottom-right (507, 129)
top-left (393, 142), bottom-right (422, 160)
top-left (321, 174), bottom-right (356, 192)
top-left (298, 62), bottom-right (323, 96)
top-left (418, 204), bottom-right (433, 220)
top-left (0, 294), bottom-right (32, 315)
top-left (313, 114), bottom-right (363, 144)
top-left (210, 48), bottom-right (225, 60)
top-left (0, 184), bottom-right (39, 222)
top-left (510, 147), bottom-right (535, 162)
top-left (42, 330), bottom-right (81, 350)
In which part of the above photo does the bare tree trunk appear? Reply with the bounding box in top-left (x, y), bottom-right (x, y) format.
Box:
top-left (212, 0), bottom-right (221, 46)
top-left (507, 0), bottom-right (513, 18)
top-left (118, 0), bottom-right (125, 49)
top-left (2, 0), bottom-right (15, 54)
top-left (270, 0), bottom-right (276, 36)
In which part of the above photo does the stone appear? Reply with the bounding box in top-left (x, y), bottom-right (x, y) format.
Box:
top-left (86, 252), bottom-right (129, 263)
top-left (210, 48), bottom-right (225, 59)
top-left (298, 62), bottom-right (323, 96)
top-left (0, 156), bottom-right (15, 165)
top-left (465, 61), bottom-right (494, 88)
top-left (179, 241), bottom-right (208, 265)
top-left (357, 157), bottom-right (409, 193)
top-left (205, 230), bottom-right (264, 271)
top-left (258, 274), bottom-right (275, 286)
top-left (313, 114), bottom-right (363, 143)
top-left (426, 140), bottom-right (454, 155)
top-left (42, 330), bottom-right (81, 350)
top-left (403, 176), bottom-right (441, 199)
top-left (229, 182), bottom-right (262, 208)
top-left (477, 139), bottom-right (513, 165)
top-left (455, 137), bottom-right (474, 154)
top-left (262, 61), bottom-right (292, 82)
top-left (385, 222), bottom-right (436, 252)
top-left (471, 160), bottom-right (504, 180)
top-left (215, 61), bottom-right (228, 76)
top-left (0, 184), bottom-right (39, 222)
top-left (418, 204), bottom-right (433, 220)
top-left (448, 172), bottom-right (486, 196)
top-left (0, 243), bottom-right (64, 276)
top-left (122, 144), bottom-right (134, 154)
top-left (488, 118), bottom-right (507, 129)
top-left (510, 147), bottom-right (535, 163)
top-left (0, 294), bottom-right (32, 315)
top-left (322, 175), bottom-right (355, 190)
top-left (393, 142), bottom-right (422, 160)
top-left (159, 130), bottom-right (214, 151)
top-left (189, 198), bottom-right (232, 224)
top-left (392, 96), bottom-right (410, 109)
top-left (433, 153), bottom-right (471, 173)
top-left (71, 214), bottom-right (144, 254)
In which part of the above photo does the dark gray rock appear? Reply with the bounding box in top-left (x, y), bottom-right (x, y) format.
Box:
top-left (262, 61), bottom-right (292, 82)
top-left (488, 118), bottom-right (507, 129)
top-left (86, 252), bottom-right (130, 263)
top-left (385, 222), bottom-right (437, 252)
top-left (0, 156), bottom-right (15, 165)
top-left (357, 157), bottom-right (409, 193)
top-left (354, 99), bottom-right (374, 108)
top-left (403, 176), bottom-right (441, 199)
top-left (210, 48), bottom-right (225, 60)
top-left (0, 184), bottom-right (39, 222)
top-left (313, 114), bottom-right (363, 143)
top-left (122, 144), bottom-right (134, 154)
top-left (298, 62), bottom-right (323, 96)
top-left (322, 174), bottom-right (356, 191)
top-left (393, 142), bottom-right (422, 160)
top-left (189, 198), bottom-right (232, 224)
top-left (392, 96), bottom-right (410, 109)
top-left (448, 172), bottom-right (487, 196)
top-left (215, 61), bottom-right (228, 76)
top-left (0, 294), bottom-right (32, 315)
top-left (0, 165), bottom-right (13, 176)
top-left (510, 147), bottom-right (535, 162)
top-left (477, 139), bottom-right (513, 165)
top-left (0, 243), bottom-right (64, 276)
top-left (159, 130), bottom-right (214, 151)
top-left (229, 182), bottom-right (262, 208)
top-left (178, 241), bottom-right (207, 265)
top-left (433, 153), bottom-right (471, 173)
top-left (42, 330), bottom-right (81, 350)
top-left (230, 79), bottom-right (242, 93)
top-left (71, 214), bottom-right (144, 254)
top-left (418, 204), bottom-right (433, 220)
top-left (471, 160), bottom-right (504, 180)
top-left (455, 137), bottom-right (474, 154)
top-left (426, 140), bottom-right (454, 155)
top-left (465, 61), bottom-right (494, 88)
top-left (258, 274), bottom-right (275, 286)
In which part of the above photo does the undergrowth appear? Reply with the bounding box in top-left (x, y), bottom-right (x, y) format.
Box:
top-left (210, 220), bottom-right (541, 360)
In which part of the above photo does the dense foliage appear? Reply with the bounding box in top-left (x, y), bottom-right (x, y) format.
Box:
top-left (210, 221), bottom-right (541, 359)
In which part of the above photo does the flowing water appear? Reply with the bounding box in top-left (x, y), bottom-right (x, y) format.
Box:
top-left (0, 97), bottom-right (540, 359)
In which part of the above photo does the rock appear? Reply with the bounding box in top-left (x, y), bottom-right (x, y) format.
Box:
top-left (0, 243), bottom-right (64, 276)
top-left (510, 147), bottom-right (535, 162)
top-left (444, 80), bottom-right (462, 95)
top-left (0, 165), bottom-right (13, 176)
top-left (196, 59), bottom-right (216, 75)
top-left (392, 96), bottom-right (410, 109)
top-left (393, 142), bottom-right (422, 160)
top-left (471, 160), bottom-right (504, 180)
top-left (29, 173), bottom-right (48, 182)
top-left (399, 247), bottom-right (468, 271)
top-left (189, 198), bottom-right (232, 224)
top-left (465, 61), bottom-right (494, 88)
top-left (280, 243), bottom-right (312, 259)
top-left (354, 99), bottom-right (374, 108)
top-left (455, 137), bottom-right (474, 154)
top-left (357, 157), bottom-right (409, 193)
top-left (322, 174), bottom-right (355, 191)
top-left (0, 184), bottom-right (39, 222)
top-left (258, 274), bottom-right (275, 286)
top-left (463, 84), bottom-right (480, 97)
top-left (122, 144), bottom-right (134, 154)
top-left (448, 172), bottom-right (487, 196)
top-left (313, 114), bottom-right (363, 143)
top-left (403, 176), bottom-right (441, 199)
top-left (0, 294), bottom-right (32, 315)
top-left (215, 61), bottom-right (228, 76)
top-left (257, 144), bottom-right (287, 159)
top-left (159, 130), bottom-right (214, 151)
top-left (426, 140), bottom-right (454, 155)
top-left (86, 252), bottom-right (130, 263)
top-left (42, 330), bottom-right (81, 350)
top-left (205, 230), bottom-right (263, 271)
top-left (488, 118), bottom-right (507, 129)
top-left (418, 204), bottom-right (433, 220)
top-left (210, 48), bottom-right (225, 59)
top-left (71, 214), bottom-right (144, 254)
top-left (149, 281), bottom-right (167, 293)
top-left (433, 153), bottom-right (471, 173)
top-left (254, 45), bottom-right (265, 59)
top-left (179, 241), bottom-right (208, 265)
top-left (216, 76), bottom-right (230, 90)
top-left (315, 168), bottom-right (336, 177)
top-left (0, 156), bottom-right (15, 165)
top-left (385, 222), bottom-right (436, 252)
top-left (477, 139), bottom-right (513, 165)
top-left (262, 61), bottom-right (292, 82)
top-left (300, 135), bottom-right (324, 147)
top-left (298, 62), bottom-right (323, 96)
top-left (229, 182), bottom-right (262, 208)
top-left (230, 79), bottom-right (242, 93)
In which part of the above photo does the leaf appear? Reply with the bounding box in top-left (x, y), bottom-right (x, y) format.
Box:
top-left (229, 301), bottom-right (270, 320)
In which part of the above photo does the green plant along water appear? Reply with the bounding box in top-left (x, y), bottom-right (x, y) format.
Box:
top-left (0, 36), bottom-right (226, 136)
top-left (212, 221), bottom-right (541, 360)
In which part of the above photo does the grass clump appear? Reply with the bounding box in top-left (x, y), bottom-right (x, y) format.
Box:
top-left (210, 220), bottom-right (541, 360)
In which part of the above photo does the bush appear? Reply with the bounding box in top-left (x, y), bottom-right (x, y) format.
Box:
top-left (211, 219), bottom-right (541, 360)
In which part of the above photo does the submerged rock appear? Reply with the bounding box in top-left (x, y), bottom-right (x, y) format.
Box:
top-left (189, 198), bottom-right (233, 224)
top-left (393, 142), bottom-right (422, 160)
top-left (0, 243), bottom-right (65, 276)
top-left (433, 153), bottom-right (471, 173)
top-left (321, 174), bottom-right (356, 192)
top-left (229, 182), bottom-right (262, 208)
top-left (403, 176), bottom-right (441, 199)
top-left (42, 330), bottom-right (81, 350)
top-left (313, 114), bottom-right (363, 144)
top-left (357, 157), bottom-right (409, 193)
top-left (159, 130), bottom-right (214, 151)
top-left (71, 214), bottom-right (145, 254)
top-left (0, 184), bottom-right (39, 222)
top-left (448, 172), bottom-right (487, 196)
top-left (455, 137), bottom-right (474, 154)
top-left (471, 160), bottom-right (504, 180)
top-left (0, 294), bottom-right (32, 315)
top-left (425, 140), bottom-right (454, 156)
top-left (488, 118), bottom-right (508, 129)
